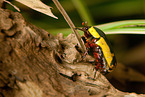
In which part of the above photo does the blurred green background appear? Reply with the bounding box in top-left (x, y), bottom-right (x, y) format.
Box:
top-left (8, 0), bottom-right (145, 33)
top-left (5, 0), bottom-right (145, 93)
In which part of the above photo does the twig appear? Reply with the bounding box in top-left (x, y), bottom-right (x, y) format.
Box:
top-left (52, 0), bottom-right (86, 53)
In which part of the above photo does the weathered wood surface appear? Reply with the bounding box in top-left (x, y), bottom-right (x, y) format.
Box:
top-left (0, 8), bottom-right (145, 97)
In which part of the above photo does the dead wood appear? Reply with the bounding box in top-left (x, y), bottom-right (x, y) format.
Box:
top-left (0, 8), bottom-right (145, 97)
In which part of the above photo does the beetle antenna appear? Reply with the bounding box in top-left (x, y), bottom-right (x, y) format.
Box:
top-left (85, 21), bottom-right (88, 26)
top-left (82, 22), bottom-right (85, 26)
top-left (82, 21), bottom-right (88, 27)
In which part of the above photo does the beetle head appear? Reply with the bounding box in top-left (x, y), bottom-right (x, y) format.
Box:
top-left (76, 22), bottom-right (92, 38)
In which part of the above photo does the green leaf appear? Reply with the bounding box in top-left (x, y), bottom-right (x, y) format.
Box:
top-left (97, 20), bottom-right (145, 35)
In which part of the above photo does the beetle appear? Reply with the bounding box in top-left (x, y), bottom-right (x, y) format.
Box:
top-left (76, 22), bottom-right (117, 74)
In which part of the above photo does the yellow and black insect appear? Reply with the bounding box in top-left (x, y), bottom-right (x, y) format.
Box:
top-left (77, 22), bottom-right (117, 74)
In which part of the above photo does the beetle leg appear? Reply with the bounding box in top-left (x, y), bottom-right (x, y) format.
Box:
top-left (92, 46), bottom-right (106, 75)
top-left (82, 41), bottom-right (90, 59)
top-left (93, 61), bottom-right (102, 78)
top-left (82, 49), bottom-right (88, 58)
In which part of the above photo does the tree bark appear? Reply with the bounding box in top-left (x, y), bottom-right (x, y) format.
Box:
top-left (0, 8), bottom-right (145, 97)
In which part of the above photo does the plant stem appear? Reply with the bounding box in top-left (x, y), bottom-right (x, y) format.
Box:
top-left (52, 0), bottom-right (86, 53)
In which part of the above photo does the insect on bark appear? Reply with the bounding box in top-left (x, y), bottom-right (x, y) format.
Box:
top-left (76, 22), bottom-right (117, 75)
